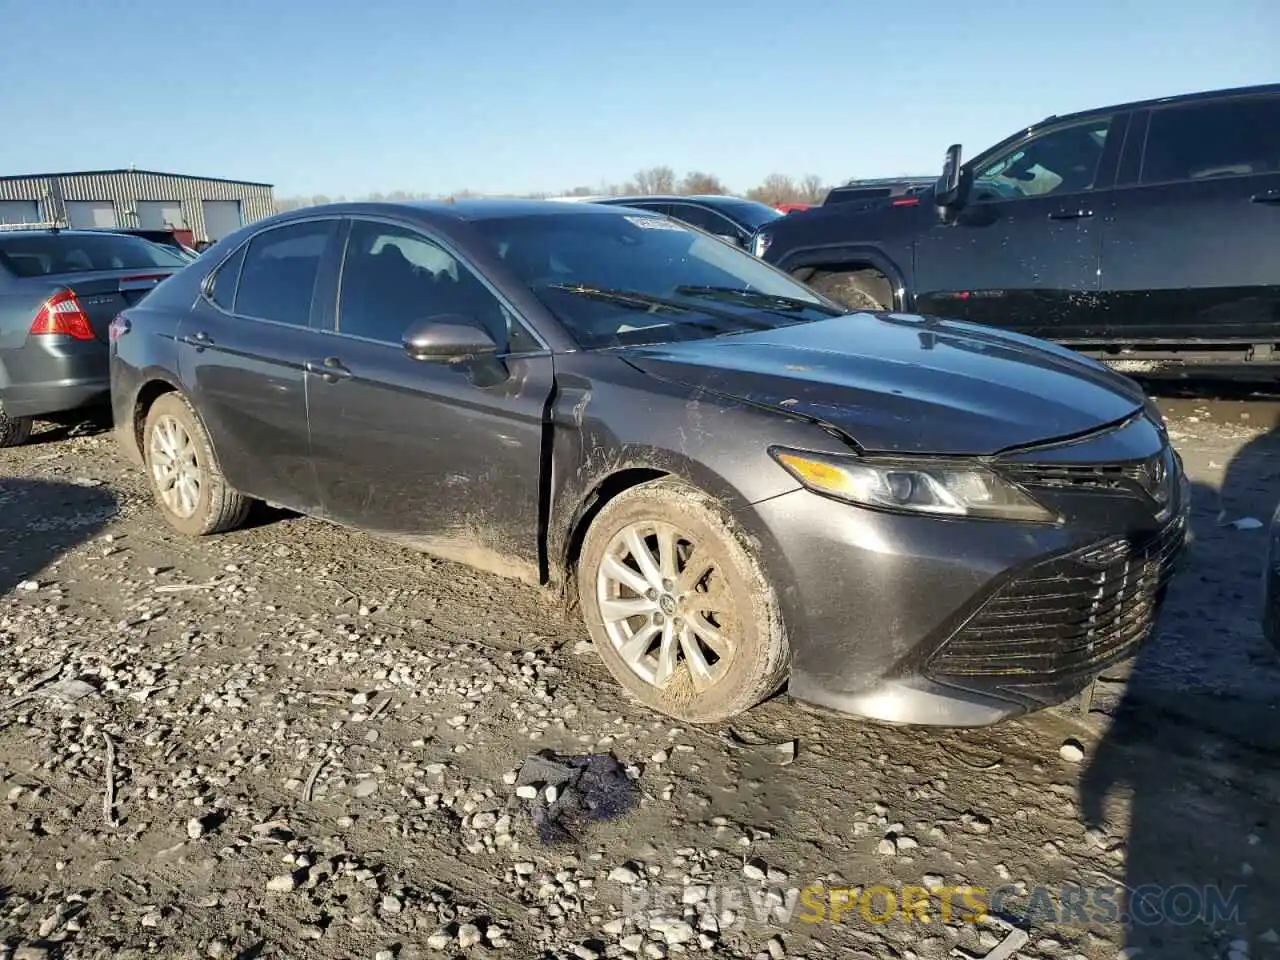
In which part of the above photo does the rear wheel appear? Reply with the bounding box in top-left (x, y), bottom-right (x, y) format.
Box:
top-left (578, 478), bottom-right (789, 724)
top-left (0, 412), bottom-right (34, 448)
top-left (142, 392), bottom-right (251, 536)
top-left (806, 268), bottom-right (893, 312)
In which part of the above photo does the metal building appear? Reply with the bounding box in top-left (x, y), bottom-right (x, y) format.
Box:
top-left (0, 169), bottom-right (275, 243)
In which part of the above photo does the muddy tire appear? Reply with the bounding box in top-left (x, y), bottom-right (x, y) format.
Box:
top-left (806, 269), bottom-right (892, 312)
top-left (142, 392), bottom-right (251, 536)
top-left (577, 477), bottom-right (789, 724)
top-left (0, 412), bottom-right (34, 448)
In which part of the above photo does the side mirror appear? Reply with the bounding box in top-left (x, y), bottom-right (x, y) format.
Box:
top-left (715, 233), bottom-right (743, 247)
top-left (402, 315), bottom-right (498, 363)
top-left (935, 143), bottom-right (965, 208)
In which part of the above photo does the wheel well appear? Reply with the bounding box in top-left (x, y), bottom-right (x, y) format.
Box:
top-left (797, 263), bottom-right (896, 310)
top-left (132, 379), bottom-right (178, 453)
top-left (561, 467), bottom-right (669, 608)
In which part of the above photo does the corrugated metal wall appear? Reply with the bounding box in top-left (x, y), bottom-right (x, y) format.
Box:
top-left (0, 171), bottom-right (275, 240)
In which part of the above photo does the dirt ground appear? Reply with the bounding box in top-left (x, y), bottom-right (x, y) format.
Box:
top-left (0, 390), bottom-right (1278, 960)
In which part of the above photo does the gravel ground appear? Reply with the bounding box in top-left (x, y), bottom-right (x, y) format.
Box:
top-left (0, 395), bottom-right (1278, 960)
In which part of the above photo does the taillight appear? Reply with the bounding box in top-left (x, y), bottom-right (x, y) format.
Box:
top-left (31, 290), bottom-right (95, 340)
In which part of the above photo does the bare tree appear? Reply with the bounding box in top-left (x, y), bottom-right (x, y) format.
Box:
top-left (632, 166), bottom-right (677, 195)
top-left (746, 173), bottom-right (799, 207)
top-left (677, 171), bottom-right (727, 196)
top-left (798, 174), bottom-right (827, 204)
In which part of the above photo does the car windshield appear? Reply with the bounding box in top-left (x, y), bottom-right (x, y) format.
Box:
top-left (472, 211), bottom-right (840, 349)
top-left (705, 198), bottom-right (784, 230)
top-left (0, 232), bottom-right (189, 278)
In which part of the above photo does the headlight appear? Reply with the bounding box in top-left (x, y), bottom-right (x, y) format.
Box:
top-left (770, 448), bottom-right (1058, 523)
top-left (750, 231), bottom-right (772, 258)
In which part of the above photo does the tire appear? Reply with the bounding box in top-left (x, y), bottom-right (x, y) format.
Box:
top-left (0, 412), bottom-right (34, 448)
top-left (806, 269), bottom-right (891, 312)
top-left (142, 392), bottom-right (252, 536)
top-left (577, 478), bottom-right (789, 724)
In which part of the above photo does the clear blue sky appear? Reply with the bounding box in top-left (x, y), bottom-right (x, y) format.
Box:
top-left (1, 0), bottom-right (1275, 198)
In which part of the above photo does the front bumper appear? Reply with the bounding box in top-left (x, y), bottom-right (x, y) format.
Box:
top-left (0, 337), bottom-right (109, 419)
top-left (751, 418), bottom-right (1189, 726)
top-left (1263, 502), bottom-right (1280, 652)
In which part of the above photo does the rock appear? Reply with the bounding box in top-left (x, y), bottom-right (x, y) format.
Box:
top-left (354, 779), bottom-right (378, 797)
top-left (14, 947), bottom-right (51, 960)
top-left (573, 945), bottom-right (601, 960)
top-left (652, 917), bottom-right (695, 944)
top-left (187, 817), bottom-right (206, 840)
top-left (516, 785), bottom-right (539, 800)
top-left (620, 934), bottom-right (645, 952)
top-left (877, 838), bottom-right (898, 856)
top-left (609, 864), bottom-right (641, 884)
top-left (16, 580), bottom-right (40, 591)
top-left (426, 929), bottom-right (453, 950)
top-left (1059, 739), bottom-right (1086, 763)
top-left (743, 858), bottom-right (767, 880)
top-left (457, 923), bottom-right (483, 948)
top-left (768, 936), bottom-right (787, 959)
top-left (266, 873), bottom-right (297, 893)
top-left (603, 917), bottom-right (626, 935)
top-left (381, 894), bottom-right (403, 915)
top-left (896, 836), bottom-right (918, 851)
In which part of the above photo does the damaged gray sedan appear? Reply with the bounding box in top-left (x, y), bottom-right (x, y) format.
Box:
top-left (110, 200), bottom-right (1189, 726)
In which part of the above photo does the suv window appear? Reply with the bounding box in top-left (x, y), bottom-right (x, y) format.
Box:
top-left (0, 232), bottom-right (188, 278)
top-left (338, 219), bottom-right (539, 352)
top-left (972, 118), bottom-right (1112, 201)
top-left (233, 219), bottom-right (335, 326)
top-left (1141, 96), bottom-right (1280, 184)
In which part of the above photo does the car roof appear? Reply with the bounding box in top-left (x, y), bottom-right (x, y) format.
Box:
top-left (274, 198), bottom-right (669, 225)
top-left (1027, 81), bottom-right (1280, 131)
top-left (599, 195), bottom-right (758, 205)
top-left (0, 227), bottom-right (154, 239)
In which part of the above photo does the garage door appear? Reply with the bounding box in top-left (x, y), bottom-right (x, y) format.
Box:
top-left (65, 201), bottom-right (118, 228)
top-left (137, 201), bottom-right (187, 230)
top-left (0, 200), bottom-right (40, 224)
top-left (202, 200), bottom-right (242, 240)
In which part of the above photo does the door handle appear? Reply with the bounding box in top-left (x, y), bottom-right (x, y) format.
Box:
top-left (182, 330), bottom-right (213, 346)
top-left (1048, 209), bottom-right (1094, 220)
top-left (1251, 192), bottom-right (1280, 205)
top-left (305, 357), bottom-right (352, 381)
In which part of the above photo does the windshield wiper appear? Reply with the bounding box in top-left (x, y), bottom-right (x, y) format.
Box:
top-left (673, 285), bottom-right (844, 316)
top-left (544, 283), bottom-right (775, 330)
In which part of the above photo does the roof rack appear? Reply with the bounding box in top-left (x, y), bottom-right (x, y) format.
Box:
top-left (0, 220), bottom-right (64, 232)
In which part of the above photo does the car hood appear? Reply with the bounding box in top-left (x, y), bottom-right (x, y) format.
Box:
top-left (621, 312), bottom-right (1146, 456)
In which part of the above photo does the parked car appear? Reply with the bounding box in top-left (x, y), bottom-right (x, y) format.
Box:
top-left (752, 83), bottom-right (1280, 378)
top-left (822, 177), bottom-right (935, 206)
top-left (98, 227), bottom-right (200, 261)
top-left (593, 195), bottom-right (783, 248)
top-left (111, 199), bottom-right (1188, 727)
top-left (0, 225), bottom-right (188, 446)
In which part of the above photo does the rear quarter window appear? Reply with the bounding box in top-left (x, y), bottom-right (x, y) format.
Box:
top-left (0, 233), bottom-right (188, 278)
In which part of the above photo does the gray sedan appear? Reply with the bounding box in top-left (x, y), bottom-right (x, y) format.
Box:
top-left (110, 200), bottom-right (1188, 726)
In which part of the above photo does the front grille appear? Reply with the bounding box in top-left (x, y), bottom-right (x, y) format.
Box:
top-left (1000, 460), bottom-right (1146, 492)
top-left (928, 512), bottom-right (1186, 684)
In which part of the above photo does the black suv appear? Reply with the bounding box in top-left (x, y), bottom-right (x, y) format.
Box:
top-left (753, 84), bottom-right (1280, 378)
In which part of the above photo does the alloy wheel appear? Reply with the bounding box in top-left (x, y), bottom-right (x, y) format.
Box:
top-left (149, 414), bottom-right (203, 519)
top-left (595, 520), bottom-right (735, 691)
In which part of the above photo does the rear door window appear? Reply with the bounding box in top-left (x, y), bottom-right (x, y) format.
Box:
top-left (1140, 95), bottom-right (1280, 184)
top-left (233, 219), bottom-right (337, 326)
top-left (0, 232), bottom-right (189, 278)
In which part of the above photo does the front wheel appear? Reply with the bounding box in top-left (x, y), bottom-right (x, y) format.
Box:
top-left (577, 478), bottom-right (789, 724)
top-left (0, 411), bottom-right (34, 448)
top-left (806, 269), bottom-right (891, 312)
top-left (142, 392), bottom-right (252, 536)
